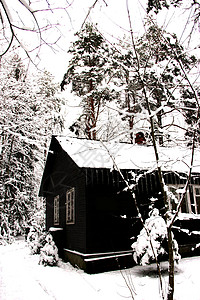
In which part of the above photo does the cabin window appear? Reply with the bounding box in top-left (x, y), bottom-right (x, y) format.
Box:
top-left (167, 185), bottom-right (192, 214)
top-left (54, 195), bottom-right (59, 225)
top-left (193, 186), bottom-right (200, 214)
top-left (66, 188), bottom-right (75, 224)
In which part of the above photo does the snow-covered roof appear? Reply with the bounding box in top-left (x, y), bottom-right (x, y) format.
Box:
top-left (55, 136), bottom-right (200, 173)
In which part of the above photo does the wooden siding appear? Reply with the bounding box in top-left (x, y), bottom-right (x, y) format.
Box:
top-left (83, 168), bottom-right (200, 255)
top-left (41, 137), bottom-right (87, 254)
top-left (83, 168), bottom-right (137, 254)
top-left (40, 136), bottom-right (200, 271)
top-left (134, 171), bottom-right (200, 217)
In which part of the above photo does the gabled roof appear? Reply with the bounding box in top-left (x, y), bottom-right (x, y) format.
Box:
top-left (55, 136), bottom-right (200, 173)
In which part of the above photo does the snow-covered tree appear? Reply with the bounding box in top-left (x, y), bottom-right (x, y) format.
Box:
top-left (0, 53), bottom-right (63, 241)
top-left (39, 234), bottom-right (59, 266)
top-left (147, 0), bottom-right (200, 19)
top-left (112, 20), bottom-right (198, 146)
top-left (122, 9), bottom-right (199, 298)
top-left (109, 39), bottom-right (144, 143)
top-left (61, 23), bottom-right (117, 140)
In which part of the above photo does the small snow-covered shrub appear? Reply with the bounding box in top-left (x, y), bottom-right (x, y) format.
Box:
top-left (39, 234), bottom-right (59, 266)
top-left (27, 228), bottom-right (40, 254)
top-left (132, 208), bottom-right (180, 265)
top-left (27, 228), bottom-right (49, 255)
top-left (27, 229), bottom-right (59, 266)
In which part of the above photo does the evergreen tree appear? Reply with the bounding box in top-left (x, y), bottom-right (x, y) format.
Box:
top-left (113, 21), bottom-right (198, 145)
top-left (138, 21), bottom-right (198, 145)
top-left (147, 0), bottom-right (199, 14)
top-left (182, 87), bottom-right (200, 145)
top-left (0, 53), bottom-right (63, 241)
top-left (39, 234), bottom-right (59, 266)
top-left (110, 39), bottom-right (144, 143)
top-left (61, 23), bottom-right (117, 140)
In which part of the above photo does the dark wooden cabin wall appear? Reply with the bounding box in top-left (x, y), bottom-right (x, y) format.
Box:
top-left (84, 167), bottom-right (200, 254)
top-left (134, 171), bottom-right (164, 217)
top-left (43, 140), bottom-right (87, 254)
top-left (84, 168), bottom-right (138, 253)
top-left (65, 173), bottom-right (86, 253)
top-left (43, 135), bottom-right (200, 258)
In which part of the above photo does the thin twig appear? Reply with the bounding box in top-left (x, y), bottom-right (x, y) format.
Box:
top-left (81, 0), bottom-right (107, 28)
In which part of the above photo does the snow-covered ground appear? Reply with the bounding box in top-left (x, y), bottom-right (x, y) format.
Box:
top-left (0, 238), bottom-right (199, 300)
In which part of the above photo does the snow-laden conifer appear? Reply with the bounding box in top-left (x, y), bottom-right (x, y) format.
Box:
top-left (39, 234), bottom-right (59, 266)
top-left (61, 23), bottom-right (118, 140)
top-left (0, 53), bottom-right (63, 241)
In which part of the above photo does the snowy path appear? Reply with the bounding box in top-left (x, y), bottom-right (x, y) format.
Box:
top-left (0, 239), bottom-right (102, 300)
top-left (0, 239), bottom-right (200, 300)
top-left (0, 240), bottom-right (54, 300)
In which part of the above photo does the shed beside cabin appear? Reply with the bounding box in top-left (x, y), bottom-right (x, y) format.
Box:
top-left (39, 136), bottom-right (200, 273)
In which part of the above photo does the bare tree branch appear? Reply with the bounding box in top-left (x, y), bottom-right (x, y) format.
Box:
top-left (81, 0), bottom-right (107, 28)
top-left (0, 0), bottom-right (71, 65)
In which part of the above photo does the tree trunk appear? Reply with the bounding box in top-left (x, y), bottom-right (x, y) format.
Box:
top-left (127, 94), bottom-right (134, 143)
top-left (85, 94), bottom-right (97, 140)
top-left (167, 228), bottom-right (174, 300)
top-left (157, 110), bottom-right (164, 145)
top-left (126, 74), bottom-right (134, 144)
top-left (90, 94), bottom-right (96, 140)
top-left (87, 54), bottom-right (97, 140)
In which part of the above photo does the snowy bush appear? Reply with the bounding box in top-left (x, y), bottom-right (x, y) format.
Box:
top-left (39, 234), bottom-right (59, 266)
top-left (27, 228), bottom-right (40, 254)
top-left (27, 229), bottom-right (59, 266)
top-left (27, 228), bottom-right (49, 255)
top-left (132, 208), bottom-right (181, 265)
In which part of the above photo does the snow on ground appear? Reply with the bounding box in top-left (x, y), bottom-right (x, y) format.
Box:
top-left (0, 238), bottom-right (200, 300)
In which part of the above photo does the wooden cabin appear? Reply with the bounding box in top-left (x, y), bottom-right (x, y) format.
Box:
top-left (39, 136), bottom-right (200, 273)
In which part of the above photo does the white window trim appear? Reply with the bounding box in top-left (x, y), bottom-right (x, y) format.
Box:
top-left (54, 195), bottom-right (59, 225)
top-left (167, 184), bottom-right (192, 214)
top-left (192, 185), bottom-right (200, 214)
top-left (66, 188), bottom-right (75, 225)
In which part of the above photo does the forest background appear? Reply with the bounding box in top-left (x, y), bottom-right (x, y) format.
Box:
top-left (0, 1), bottom-right (199, 299)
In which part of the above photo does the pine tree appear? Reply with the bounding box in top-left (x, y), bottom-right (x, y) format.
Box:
top-left (61, 23), bottom-right (117, 140)
top-left (139, 21), bottom-right (198, 145)
top-left (110, 39), bottom-right (144, 143)
top-left (113, 21), bottom-right (198, 145)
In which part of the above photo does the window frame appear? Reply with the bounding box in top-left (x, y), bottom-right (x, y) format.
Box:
top-left (66, 188), bottom-right (75, 225)
top-left (192, 185), bottom-right (200, 214)
top-left (167, 184), bottom-right (192, 214)
top-left (54, 195), bottom-right (60, 225)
